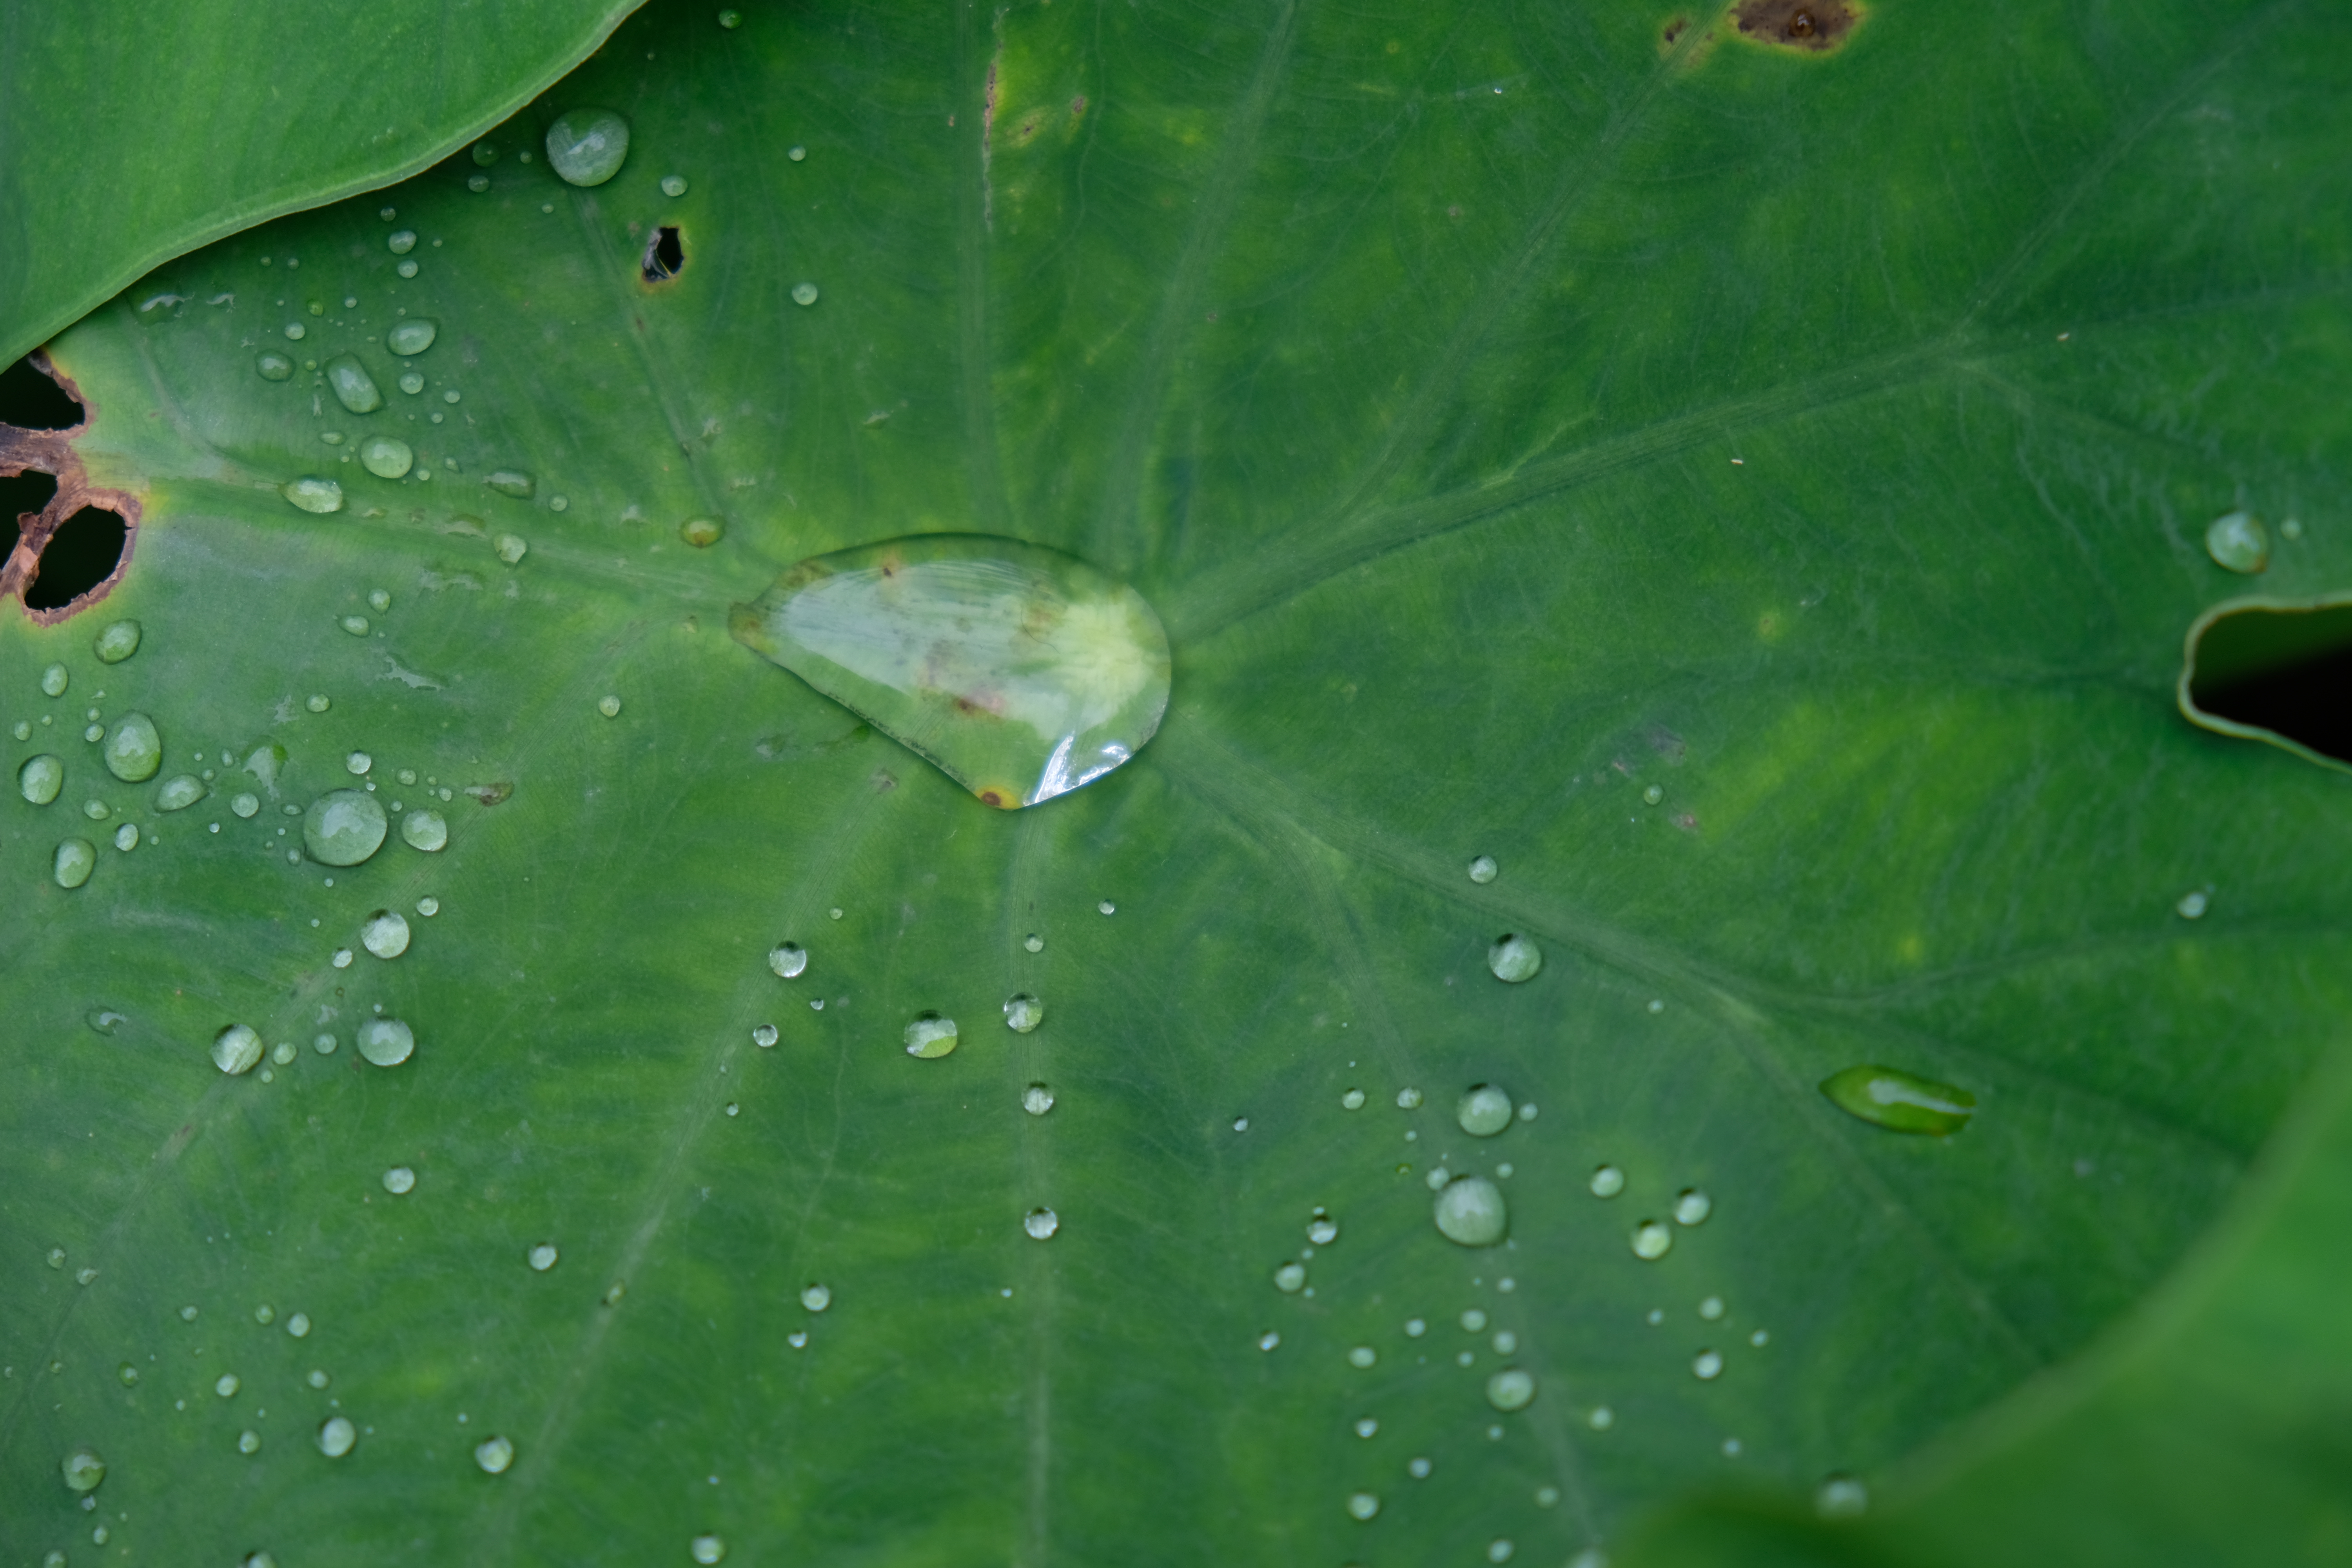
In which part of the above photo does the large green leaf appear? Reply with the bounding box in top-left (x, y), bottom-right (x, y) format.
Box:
top-left (0, 0), bottom-right (642, 367)
top-left (7, 0), bottom-right (2349, 1562)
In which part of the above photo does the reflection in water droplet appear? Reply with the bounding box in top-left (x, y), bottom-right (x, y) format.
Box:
top-left (1673, 1189), bottom-right (1712, 1226)
top-left (1631, 1220), bottom-right (1673, 1260)
top-left (1467, 853), bottom-right (1497, 883)
top-left (1003, 993), bottom-right (1044, 1033)
top-left (1819, 1064), bottom-right (1975, 1135)
top-left (360, 436), bottom-right (415, 479)
top-left (104, 713), bottom-right (162, 780)
top-left (905, 1013), bottom-right (959, 1058)
top-left (387, 318), bottom-right (437, 356)
top-left (358, 1018), bottom-right (415, 1067)
top-left (800, 1283), bottom-right (832, 1312)
top-left (1486, 933), bottom-right (1541, 982)
top-left (283, 476), bottom-right (344, 513)
top-left (94, 620), bottom-right (142, 663)
top-left (474, 1435), bottom-right (515, 1474)
top-left (1457, 1083), bottom-right (1513, 1136)
top-left (325, 355), bottom-right (383, 414)
top-left (2204, 510), bottom-right (2269, 574)
top-left (1273, 1262), bottom-right (1306, 1293)
top-left (305, 789), bottom-right (388, 865)
top-left (768, 942), bottom-right (808, 978)
top-left (1486, 1368), bottom-right (1535, 1411)
top-left (383, 1165), bottom-right (416, 1194)
top-left (1434, 1177), bottom-right (1507, 1247)
top-left (1024, 1207), bottom-right (1059, 1240)
top-left (546, 108), bottom-right (632, 186)
top-left (402, 809), bottom-right (448, 851)
top-left (212, 1024), bottom-right (263, 1075)
top-left (317, 1416), bottom-right (357, 1457)
top-left (1816, 1474), bottom-right (1869, 1517)
top-left (1023, 1083), bottom-right (1054, 1115)
top-left (361, 910), bottom-right (411, 958)
top-left (752, 1024), bottom-right (779, 1047)
top-left (731, 536), bottom-right (1172, 808)
top-left (529, 1243), bottom-right (559, 1271)
top-left (1347, 1492), bottom-right (1379, 1521)
top-left (18, 754), bottom-right (62, 804)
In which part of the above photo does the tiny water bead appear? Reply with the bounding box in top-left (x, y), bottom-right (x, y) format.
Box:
top-left (104, 713), bottom-right (162, 781)
top-left (325, 355), bottom-right (383, 414)
top-left (258, 352), bottom-right (294, 380)
top-left (396, 258), bottom-right (419, 279)
top-left (904, 1013), bottom-right (959, 1058)
top-left (212, 1024), bottom-right (264, 1075)
top-left (1631, 1220), bottom-right (1673, 1260)
top-left (1699, 1295), bottom-right (1725, 1320)
top-left (1273, 1262), bottom-right (1306, 1293)
top-left (1346, 1493), bottom-right (1379, 1521)
top-left (731, 535), bottom-right (1172, 808)
top-left (529, 1243), bottom-right (560, 1271)
top-left (1673, 1189), bottom-right (1713, 1226)
top-left (767, 942), bottom-right (808, 978)
top-left (386, 318), bottom-right (437, 356)
top-left (387, 229), bottom-right (417, 255)
top-left (1588, 1406), bottom-right (1615, 1431)
top-left (791, 281), bottom-right (819, 306)
top-left (1642, 784), bottom-right (1664, 806)
top-left (1692, 1349), bottom-right (1724, 1380)
top-left (317, 1416), bottom-right (357, 1457)
top-left (1024, 1207), bottom-right (1060, 1240)
top-left (282, 476), bottom-right (343, 514)
top-left (690, 1535), bottom-right (727, 1565)
top-left (800, 1283), bottom-right (832, 1312)
top-left (661, 174), bottom-right (688, 197)
top-left (1467, 853), bottom-right (1497, 883)
top-left (1820, 1064), bottom-right (1976, 1135)
top-left (752, 1024), bottom-right (779, 1047)
top-left (383, 1165), bottom-right (417, 1194)
top-left (1485, 1368), bottom-right (1536, 1411)
top-left (1022, 1083), bottom-right (1054, 1115)
top-left (1408, 1457), bottom-right (1432, 1479)
top-left (360, 909), bottom-right (411, 958)
top-left (94, 620), bottom-right (141, 663)
top-left (40, 662), bottom-right (68, 696)
top-left (1003, 993), bottom-right (1044, 1033)
top-left (2176, 889), bottom-right (2210, 920)
top-left (305, 789), bottom-right (388, 864)
top-left (358, 1018), bottom-right (416, 1067)
top-left (18, 753), bottom-right (62, 804)
top-left (2204, 510), bottom-right (2269, 574)
top-left (401, 808), bottom-right (448, 852)
top-left (62, 1446), bottom-right (106, 1492)
top-left (1457, 1083), bottom-right (1513, 1136)
top-left (1433, 1176), bottom-right (1508, 1247)
top-left (680, 515), bottom-right (724, 547)
top-left (1405, 1318), bottom-right (1427, 1337)
top-left (285, 321), bottom-right (307, 339)
top-left (360, 435), bottom-right (414, 479)
top-left (1486, 933), bottom-right (1541, 982)
top-left (474, 1435), bottom-right (515, 1474)
top-left (1354, 1416), bottom-right (1378, 1438)
top-left (597, 694), bottom-right (622, 718)
top-left (546, 107), bottom-right (631, 186)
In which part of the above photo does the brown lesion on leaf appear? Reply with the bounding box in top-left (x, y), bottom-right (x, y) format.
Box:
top-left (0, 351), bottom-right (141, 622)
top-left (1661, 14), bottom-right (1691, 49)
top-left (1731, 0), bottom-right (1863, 53)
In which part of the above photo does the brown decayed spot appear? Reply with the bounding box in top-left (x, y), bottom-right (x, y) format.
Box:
top-left (1662, 14), bottom-right (1690, 47)
top-left (1732, 0), bottom-right (1862, 52)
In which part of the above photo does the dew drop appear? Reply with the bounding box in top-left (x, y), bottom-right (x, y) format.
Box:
top-left (324, 355), bottom-right (383, 414)
top-left (1642, 784), bottom-right (1664, 805)
top-left (1404, 1318), bottom-right (1426, 1337)
top-left (1023, 932), bottom-right (1044, 952)
top-left (258, 352), bottom-right (294, 380)
top-left (382, 1165), bottom-right (416, 1194)
top-left (1819, 1064), bottom-right (1975, 1135)
top-left (304, 789), bottom-right (388, 865)
top-left (359, 436), bottom-right (415, 479)
top-left (680, 516), bottom-right (724, 547)
top-left (1340, 1088), bottom-right (1365, 1109)
top-left (467, 172), bottom-right (491, 192)
top-left (397, 370), bottom-right (425, 395)
top-left (1588, 1405), bottom-right (1615, 1431)
top-left (386, 318), bottom-right (437, 356)
top-left (791, 282), bottom-right (819, 306)
top-left (597, 694), bottom-right (622, 718)
top-left (1673, 1189), bottom-right (1712, 1226)
top-left (1307, 1214), bottom-right (1338, 1245)
top-left (18, 754), bottom-right (62, 805)
top-left (117, 1363), bottom-right (138, 1385)
top-left (904, 1013), bottom-right (959, 1058)
top-left (282, 476), bottom-right (344, 514)
top-left (1022, 1083), bottom-right (1054, 1115)
top-left (2176, 889), bottom-right (2209, 919)
top-left (40, 662), bottom-right (67, 697)
top-left (94, 620), bottom-right (142, 664)
top-left (401, 808), bottom-right (448, 852)
top-left (1631, 1220), bottom-right (1673, 1260)
top-left (1699, 1295), bottom-right (1725, 1320)
top-left (1467, 853), bottom-right (1497, 883)
top-left (284, 321), bottom-right (306, 340)
top-left (317, 1416), bottom-right (357, 1457)
top-left (1003, 993), bottom-right (1044, 1033)
top-left (486, 470), bottom-right (535, 498)
top-left (800, 1283), bottom-right (832, 1312)
top-left (307, 693), bottom-right (331, 712)
top-left (1692, 1348), bottom-right (1724, 1380)
top-left (215, 1372), bottom-right (241, 1397)
top-left (357, 1018), bottom-right (415, 1067)
top-left (494, 534), bottom-right (528, 565)
top-left (529, 1243), bottom-right (560, 1271)
top-left (212, 1024), bottom-right (263, 1075)
top-left (719, 8), bottom-right (742, 25)
top-left (306, 1367), bottom-right (328, 1386)
top-left (752, 1024), bottom-right (778, 1048)
top-left (387, 230), bottom-right (418, 255)
top-left (1023, 1207), bottom-right (1060, 1240)
top-left (1485, 1368), bottom-right (1535, 1411)
top-left (661, 174), bottom-right (688, 197)
top-left (360, 909), bottom-right (411, 958)
top-left (396, 258), bottom-right (419, 279)
top-left (788, 143), bottom-right (806, 160)
top-left (1488, 1541), bottom-right (1516, 1564)
top-left (1396, 1087), bottom-right (1423, 1109)
top-left (1273, 1262), bottom-right (1306, 1293)
top-left (689, 1535), bottom-right (726, 1565)
top-left (1434, 1176), bottom-right (1508, 1247)
top-left (103, 713), bottom-right (162, 781)
top-left (1457, 1083), bottom-right (1514, 1136)
top-left (61, 1446), bottom-right (105, 1493)
top-left (474, 1435), bottom-right (515, 1474)
top-left (546, 107), bottom-right (632, 186)
top-left (1486, 933), bottom-right (1541, 982)
top-left (765, 942), bottom-right (808, 979)
top-left (1346, 1492), bottom-right (1380, 1521)
top-left (416, 895), bottom-right (439, 916)
top-left (2204, 510), bottom-right (2269, 574)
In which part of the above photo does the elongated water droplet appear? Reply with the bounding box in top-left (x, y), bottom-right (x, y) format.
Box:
top-left (113, 822), bottom-right (139, 851)
top-left (1485, 1368), bottom-right (1535, 1411)
top-left (52, 837), bottom-right (95, 887)
top-left (1467, 854), bottom-right (1497, 883)
top-left (1457, 1083), bottom-right (1513, 1136)
top-left (1003, 993), bottom-right (1044, 1033)
top-left (18, 754), bottom-right (62, 805)
top-left (2204, 510), bottom-right (2269, 574)
top-left (1820, 1064), bottom-right (1975, 1135)
top-left (215, 1372), bottom-right (241, 1397)
top-left (40, 662), bottom-right (68, 696)
top-left (1433, 1176), bottom-right (1508, 1247)
top-left (62, 1446), bottom-right (106, 1492)
top-left (154, 773), bottom-right (204, 811)
top-left (360, 909), bottom-right (410, 958)
top-left (905, 1013), bottom-right (958, 1058)
top-left (1024, 1207), bottom-right (1060, 1240)
top-left (304, 789), bottom-right (387, 865)
top-left (317, 1416), bottom-right (356, 1457)
top-left (546, 108), bottom-right (631, 186)
top-left (1589, 1165), bottom-right (1625, 1197)
top-left (359, 436), bottom-right (414, 479)
top-left (1631, 1219), bottom-right (1673, 1259)
top-left (1022, 1082), bottom-right (1054, 1115)
top-left (358, 1018), bottom-right (415, 1067)
top-left (1486, 933), bottom-right (1541, 982)
top-left (486, 470), bottom-right (535, 498)
top-left (212, 1024), bottom-right (263, 1075)
top-left (93, 620), bottom-right (142, 663)
top-left (401, 808), bottom-right (448, 852)
top-left (282, 476), bottom-right (343, 514)
top-left (325, 355), bottom-right (383, 414)
top-left (103, 713), bottom-right (161, 781)
top-left (386, 318), bottom-right (437, 356)
top-left (474, 1435), bottom-right (515, 1474)
top-left (767, 942), bottom-right (808, 978)
top-left (731, 536), bottom-right (1172, 808)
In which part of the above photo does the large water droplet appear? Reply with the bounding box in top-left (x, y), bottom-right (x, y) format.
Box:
top-left (474, 1435), bottom-right (515, 1474)
top-left (358, 1018), bottom-right (415, 1067)
top-left (1022, 1083), bottom-right (1054, 1115)
top-left (1486, 934), bottom-right (1541, 982)
top-left (52, 836), bottom-right (95, 887)
top-left (62, 1446), bottom-right (106, 1492)
top-left (304, 789), bottom-right (387, 865)
top-left (282, 476), bottom-right (343, 514)
top-left (767, 942), bottom-right (808, 978)
top-left (93, 620), bottom-right (141, 664)
top-left (904, 1013), bottom-right (959, 1058)
top-left (212, 1024), bottom-right (263, 1075)
top-left (18, 754), bottom-right (62, 805)
top-left (103, 713), bottom-right (162, 781)
top-left (1630, 1219), bottom-right (1673, 1260)
top-left (401, 808), bottom-right (448, 852)
top-left (1003, 993), bottom-right (1044, 1033)
top-left (1457, 1083), bottom-right (1513, 1136)
top-left (325, 355), bottom-right (383, 414)
top-left (2204, 510), bottom-right (2269, 574)
top-left (360, 436), bottom-right (414, 479)
top-left (360, 910), bottom-right (411, 958)
top-left (317, 1416), bottom-right (357, 1457)
top-left (387, 318), bottom-right (438, 356)
top-left (546, 108), bottom-right (631, 186)
top-left (730, 536), bottom-right (1172, 808)
top-left (1024, 1207), bottom-right (1060, 1240)
top-left (1819, 1064), bottom-right (1975, 1135)
top-left (1433, 1176), bottom-right (1508, 1247)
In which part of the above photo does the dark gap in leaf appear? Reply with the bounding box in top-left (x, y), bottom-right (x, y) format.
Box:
top-left (642, 225), bottom-right (685, 283)
top-left (26, 505), bottom-right (127, 610)
top-left (2, 468), bottom-right (58, 559)
top-left (0, 354), bottom-right (84, 430)
top-left (2183, 599), bottom-right (2352, 766)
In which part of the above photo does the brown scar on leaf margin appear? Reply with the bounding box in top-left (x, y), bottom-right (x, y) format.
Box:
top-left (0, 351), bottom-right (142, 623)
top-left (1731, 0), bottom-right (1864, 53)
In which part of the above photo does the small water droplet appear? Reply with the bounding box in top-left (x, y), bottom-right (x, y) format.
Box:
top-left (719, 7), bottom-right (742, 25)
top-left (2204, 510), bottom-right (2270, 573)
top-left (357, 435), bottom-right (415, 480)
top-left (284, 321), bottom-right (307, 340)
top-left (791, 281), bottom-right (819, 306)
top-left (358, 909), bottom-right (410, 959)
top-left (467, 172), bottom-right (492, 192)
top-left (1023, 931), bottom-right (1044, 952)
top-left (1307, 1215), bottom-right (1338, 1245)
top-left (307, 693), bottom-right (332, 712)
top-left (317, 1416), bottom-right (357, 1457)
top-left (1673, 1189), bottom-right (1712, 1226)
top-left (1691, 1348), bottom-right (1724, 1380)
top-left (416, 895), bottom-right (439, 916)
top-left (1273, 1262), bottom-right (1306, 1293)
top-left (382, 1165), bottom-right (416, 1194)
top-left (485, 469), bottom-right (535, 500)
top-left (494, 534), bottom-right (528, 565)
top-left (258, 352), bottom-right (295, 380)
top-left (1337, 1087), bottom-right (1366, 1110)
top-left (307, 1367), bottom-right (328, 1386)
top-left (661, 174), bottom-right (689, 197)
top-left (689, 1534), bottom-right (726, 1564)
top-left (1750, 1328), bottom-right (1769, 1347)
top-left (787, 1330), bottom-right (808, 1348)
top-left (1346, 1492), bottom-right (1380, 1521)
top-left (474, 1435), bottom-right (515, 1474)
top-left (1815, 1474), bottom-right (1868, 1517)
top-left (2281, 517), bottom-right (2305, 539)
top-left (358, 1018), bottom-right (415, 1067)
top-left (92, 619), bottom-right (142, 664)
top-left (529, 1243), bottom-right (560, 1272)
top-left (18, 754), bottom-right (62, 805)
top-left (1631, 1220), bottom-right (1673, 1260)
top-left (1432, 1176), bottom-right (1507, 1247)
top-left (1256, 1331), bottom-right (1279, 1350)
top-left (905, 1013), bottom-right (959, 1058)
top-left (1023, 1207), bottom-right (1060, 1240)
top-left (1457, 1083), bottom-right (1514, 1136)
top-left (1481, 1368), bottom-right (1538, 1415)
top-left (387, 229), bottom-right (418, 256)
top-left (1396, 1087), bottom-right (1423, 1109)
top-left (1466, 853), bottom-right (1497, 883)
top-left (386, 318), bottom-right (437, 356)
top-left (2176, 889), bottom-right (2209, 919)
top-left (324, 354), bottom-right (383, 414)
top-left (1699, 1295), bottom-right (1725, 1320)
top-left (1588, 1405), bottom-right (1616, 1432)
top-left (103, 713), bottom-right (161, 782)
top-left (282, 475), bottom-right (344, 514)
top-left (1486, 933), bottom-right (1541, 982)
top-left (237, 1429), bottom-right (261, 1454)
top-left (212, 1024), bottom-right (263, 1075)
top-left (1404, 1318), bottom-right (1426, 1337)
top-left (39, 662), bottom-right (68, 697)
top-left (1492, 1330), bottom-right (1517, 1354)
top-left (800, 1283), bottom-right (832, 1312)
top-left (215, 1371), bottom-right (241, 1397)
top-left (117, 1362), bottom-right (139, 1385)
top-left (546, 107), bottom-right (632, 186)
top-left (1642, 784), bottom-right (1664, 805)
top-left (1003, 993), bottom-right (1044, 1033)
top-left (304, 788), bottom-right (388, 865)
top-left (396, 258), bottom-right (419, 279)
top-left (1022, 1083), bottom-right (1054, 1115)
top-left (397, 370), bottom-right (426, 396)
top-left (61, 1446), bottom-right (106, 1493)
top-left (1819, 1064), bottom-right (1975, 1135)
top-left (752, 1023), bottom-right (779, 1047)
top-left (1348, 1347), bottom-right (1379, 1372)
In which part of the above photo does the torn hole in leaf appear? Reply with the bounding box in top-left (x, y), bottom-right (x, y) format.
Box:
top-left (1, 468), bottom-right (58, 562)
top-left (26, 506), bottom-right (129, 612)
top-left (642, 225), bottom-right (685, 284)
top-left (2179, 595), bottom-right (2352, 771)
top-left (0, 353), bottom-right (85, 430)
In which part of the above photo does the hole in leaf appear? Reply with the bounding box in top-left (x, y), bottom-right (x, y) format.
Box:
top-left (26, 505), bottom-right (128, 610)
top-left (2, 468), bottom-right (58, 560)
top-left (0, 354), bottom-right (84, 430)
top-left (642, 225), bottom-right (685, 283)
top-left (2181, 597), bottom-right (2352, 768)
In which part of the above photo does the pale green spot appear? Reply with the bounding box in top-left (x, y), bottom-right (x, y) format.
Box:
top-left (1820, 1064), bottom-right (1976, 1134)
